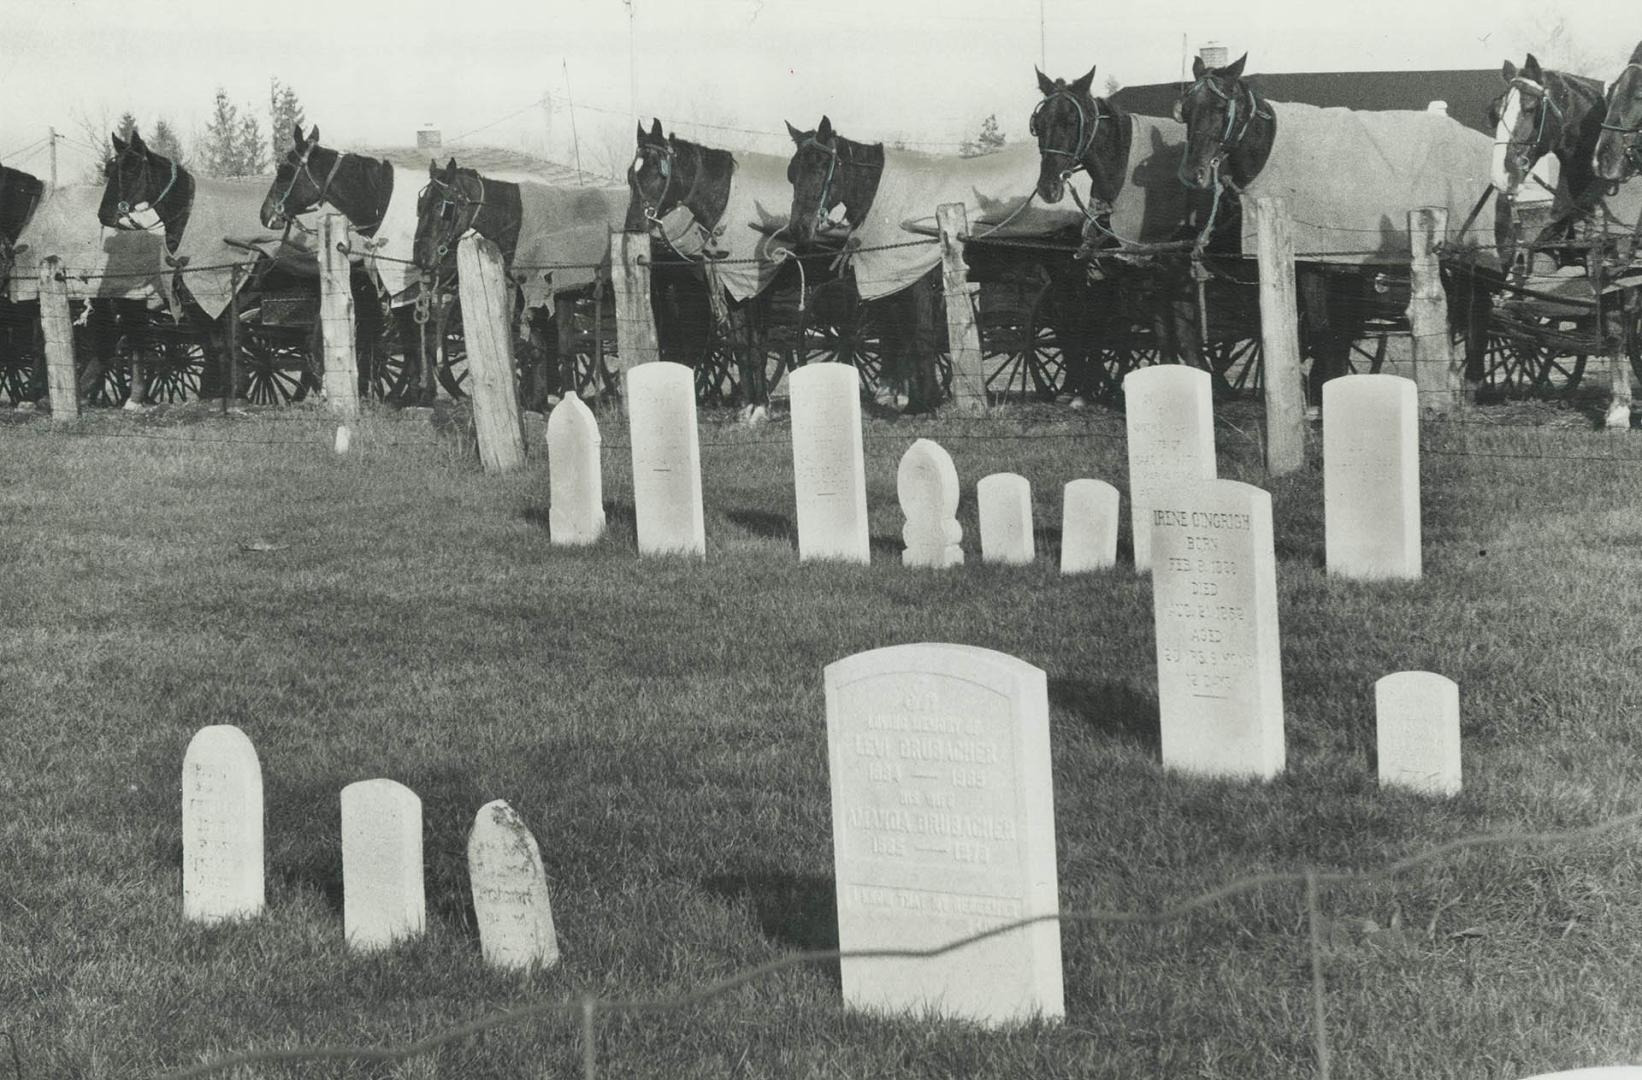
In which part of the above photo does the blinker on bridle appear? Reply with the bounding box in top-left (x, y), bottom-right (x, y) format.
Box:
top-left (111, 144), bottom-right (179, 229)
top-left (271, 143), bottom-right (346, 226)
top-left (424, 172), bottom-right (488, 258)
top-left (1176, 72), bottom-right (1271, 182)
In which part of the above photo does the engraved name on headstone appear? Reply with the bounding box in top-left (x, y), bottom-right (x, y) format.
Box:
top-left (1060, 479), bottom-right (1120, 574)
top-left (898, 439), bottom-right (963, 569)
top-left (1324, 374), bottom-right (1421, 580)
top-left (977, 473), bottom-right (1034, 565)
top-left (1375, 671), bottom-right (1461, 796)
top-left (1149, 480), bottom-right (1285, 779)
top-left (1124, 366), bottom-right (1217, 572)
top-left (790, 363), bottom-right (870, 564)
top-left (341, 778), bottom-right (426, 952)
top-left (468, 799), bottom-right (561, 970)
top-left (627, 361), bottom-right (705, 556)
top-left (825, 643), bottom-right (1063, 1025)
top-left (182, 725), bottom-right (265, 924)
top-left (548, 394), bottom-right (606, 546)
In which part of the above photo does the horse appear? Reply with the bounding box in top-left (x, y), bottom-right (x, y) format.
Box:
top-left (259, 124), bottom-right (428, 402)
top-left (1593, 42), bottom-right (1642, 184)
top-left (626, 118), bottom-right (795, 410)
top-left (783, 116), bottom-right (946, 412)
top-left (0, 164), bottom-right (47, 401)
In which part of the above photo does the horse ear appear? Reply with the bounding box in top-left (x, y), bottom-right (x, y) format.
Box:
top-left (1631, 40), bottom-right (1642, 64)
top-left (818, 115), bottom-right (833, 140)
top-left (785, 120), bottom-right (804, 143)
top-left (1035, 66), bottom-right (1058, 97)
top-left (1192, 55), bottom-right (1207, 80)
top-left (1069, 66), bottom-right (1096, 96)
top-left (1522, 54), bottom-right (1543, 82)
top-left (129, 128), bottom-right (147, 151)
top-left (636, 121), bottom-right (646, 143)
top-left (429, 159), bottom-right (439, 178)
top-left (1501, 59), bottom-right (1518, 83)
top-left (308, 125), bottom-right (320, 146)
top-left (111, 132), bottom-right (127, 153)
top-left (1223, 53), bottom-right (1247, 80)
top-left (649, 118), bottom-right (663, 139)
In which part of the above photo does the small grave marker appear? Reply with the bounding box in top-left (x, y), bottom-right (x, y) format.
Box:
top-left (1324, 374), bottom-right (1421, 580)
top-left (468, 800), bottom-right (561, 970)
top-left (790, 363), bottom-right (871, 563)
top-left (977, 473), bottom-right (1034, 565)
top-left (898, 439), bottom-right (963, 569)
top-left (182, 725), bottom-right (265, 924)
top-left (1124, 366), bottom-right (1217, 572)
top-left (1376, 671), bottom-right (1461, 796)
top-left (341, 779), bottom-right (426, 952)
top-left (627, 362), bottom-right (705, 556)
top-left (548, 394), bottom-right (607, 546)
top-left (1060, 479), bottom-right (1119, 573)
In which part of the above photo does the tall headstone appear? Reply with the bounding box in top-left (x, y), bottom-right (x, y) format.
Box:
top-left (824, 643), bottom-right (1063, 1026)
top-left (341, 779), bottom-right (426, 952)
top-left (548, 394), bottom-right (606, 546)
top-left (1124, 366), bottom-right (1217, 572)
top-left (1324, 374), bottom-right (1421, 580)
top-left (1060, 479), bottom-right (1120, 574)
top-left (898, 439), bottom-right (963, 569)
top-left (626, 361), bottom-right (705, 557)
top-left (1375, 672), bottom-right (1461, 796)
top-left (181, 725), bottom-right (265, 924)
top-left (1149, 480), bottom-right (1285, 779)
top-left (977, 473), bottom-right (1034, 565)
top-left (468, 800), bottom-right (561, 971)
top-left (789, 363), bottom-right (871, 564)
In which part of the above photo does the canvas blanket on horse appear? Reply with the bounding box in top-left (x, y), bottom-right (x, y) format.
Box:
top-left (6, 184), bottom-right (164, 304)
top-left (167, 176), bottom-right (297, 320)
top-left (357, 163), bottom-right (423, 304)
top-left (508, 183), bottom-right (628, 314)
top-left (649, 151), bottom-right (795, 303)
top-left (1239, 102), bottom-right (1496, 265)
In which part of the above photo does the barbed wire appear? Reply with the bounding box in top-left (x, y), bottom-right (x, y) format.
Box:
top-left (146, 804), bottom-right (1642, 1079)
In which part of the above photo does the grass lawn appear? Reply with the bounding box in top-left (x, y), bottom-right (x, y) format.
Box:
top-left (3, 395), bottom-right (1642, 1079)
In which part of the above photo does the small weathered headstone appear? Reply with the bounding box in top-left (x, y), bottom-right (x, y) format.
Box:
top-left (548, 394), bottom-right (606, 546)
top-left (1124, 365), bottom-right (1217, 572)
top-left (341, 779), bottom-right (426, 952)
top-left (334, 425), bottom-right (351, 454)
top-left (790, 363), bottom-right (870, 564)
top-left (1060, 479), bottom-right (1120, 573)
top-left (468, 800), bottom-right (561, 971)
top-left (1324, 374), bottom-right (1421, 580)
top-left (977, 473), bottom-right (1034, 565)
top-left (1375, 671), bottom-right (1461, 796)
top-left (825, 643), bottom-right (1063, 1025)
top-left (627, 361), bottom-right (705, 556)
top-left (898, 439), bottom-right (963, 569)
top-left (182, 725), bottom-right (265, 924)
top-left (1149, 479), bottom-right (1285, 779)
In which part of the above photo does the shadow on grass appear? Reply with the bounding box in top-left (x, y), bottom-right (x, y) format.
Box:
top-left (701, 869), bottom-right (840, 982)
top-left (726, 509), bottom-right (795, 547)
top-left (1049, 677), bottom-right (1160, 754)
top-left (869, 532), bottom-right (904, 561)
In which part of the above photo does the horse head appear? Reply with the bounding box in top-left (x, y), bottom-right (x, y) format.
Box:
top-left (261, 123), bottom-right (337, 229)
top-left (413, 157), bottom-right (482, 270)
top-left (1031, 64), bottom-right (1129, 207)
top-left (626, 117), bottom-right (674, 227)
top-left (99, 128), bottom-right (184, 234)
top-left (1173, 52), bottom-right (1272, 191)
top-left (783, 115), bottom-right (882, 245)
top-left (1595, 42), bottom-right (1642, 182)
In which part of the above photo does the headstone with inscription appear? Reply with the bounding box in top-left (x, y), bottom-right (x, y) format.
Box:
top-left (1149, 480), bottom-right (1285, 779)
top-left (1060, 479), bottom-right (1120, 574)
top-left (181, 725), bottom-right (265, 924)
top-left (1324, 374), bottom-right (1421, 580)
top-left (468, 799), bottom-right (561, 970)
top-left (824, 643), bottom-right (1063, 1025)
top-left (790, 363), bottom-right (870, 564)
top-left (548, 394), bottom-right (606, 546)
top-left (1124, 365), bottom-right (1217, 572)
top-left (898, 439), bottom-right (964, 569)
top-left (341, 779), bottom-right (426, 952)
top-left (1375, 671), bottom-right (1461, 796)
top-left (977, 473), bottom-right (1034, 565)
top-left (626, 361), bottom-right (705, 557)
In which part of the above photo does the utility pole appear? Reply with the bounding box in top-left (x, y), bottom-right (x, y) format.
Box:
top-left (563, 60), bottom-right (584, 186)
top-left (540, 90), bottom-right (552, 162)
top-left (1039, 0), bottom-right (1045, 69)
top-left (48, 127), bottom-right (59, 191)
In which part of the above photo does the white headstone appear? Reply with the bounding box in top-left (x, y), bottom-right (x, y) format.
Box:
top-left (1324, 374), bottom-right (1421, 580)
top-left (1124, 365), bottom-right (1217, 572)
top-left (341, 779), bottom-right (426, 952)
top-left (977, 473), bottom-right (1034, 565)
top-left (181, 725), bottom-right (265, 924)
top-left (626, 361), bottom-right (705, 557)
top-left (1149, 480), bottom-right (1285, 779)
top-left (790, 363), bottom-right (871, 564)
top-left (824, 643), bottom-right (1063, 1026)
top-left (1375, 671), bottom-right (1461, 796)
top-left (898, 439), bottom-right (963, 569)
top-left (468, 799), bottom-right (561, 971)
top-left (334, 425), bottom-right (351, 454)
top-left (548, 394), bottom-right (606, 546)
top-left (1060, 479), bottom-right (1120, 574)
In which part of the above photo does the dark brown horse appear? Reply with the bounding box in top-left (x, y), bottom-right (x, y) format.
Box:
top-left (1593, 42), bottom-right (1642, 183)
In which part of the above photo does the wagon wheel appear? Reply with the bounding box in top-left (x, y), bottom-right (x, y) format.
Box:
top-left (1483, 305), bottom-right (1588, 398)
top-left (131, 324), bottom-right (209, 404)
top-left (433, 298), bottom-right (470, 400)
top-left (239, 323), bottom-right (319, 405)
top-left (981, 283), bottom-right (1065, 402)
top-left (1206, 337), bottom-right (1262, 395)
top-left (801, 284), bottom-right (887, 396)
top-left (358, 306), bottom-right (418, 403)
top-left (693, 320), bottom-right (740, 405)
top-left (0, 312), bottom-right (44, 404)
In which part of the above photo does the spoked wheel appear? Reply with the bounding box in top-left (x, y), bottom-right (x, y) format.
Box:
top-left (557, 293), bottom-right (618, 402)
top-left (1482, 303), bottom-right (1589, 399)
top-left (801, 281), bottom-right (886, 395)
top-left (980, 283), bottom-right (1066, 402)
top-left (133, 325), bottom-right (209, 403)
top-left (433, 298), bottom-right (469, 400)
top-left (1206, 337), bottom-right (1263, 395)
top-left (359, 308), bottom-right (419, 403)
top-left (239, 324), bottom-right (319, 405)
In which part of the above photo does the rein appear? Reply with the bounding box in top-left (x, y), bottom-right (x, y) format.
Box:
top-left (1178, 73), bottom-right (1271, 183)
top-left (1032, 89), bottom-right (1104, 170)
top-left (801, 135), bottom-right (883, 232)
top-left (270, 146), bottom-right (347, 232)
top-left (114, 149), bottom-right (179, 232)
top-left (636, 141), bottom-right (720, 259)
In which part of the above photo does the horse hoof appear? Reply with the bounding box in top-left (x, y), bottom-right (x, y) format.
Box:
top-left (1069, 395), bottom-right (1087, 410)
top-left (746, 405), bottom-right (768, 426)
top-left (122, 399), bottom-right (143, 412)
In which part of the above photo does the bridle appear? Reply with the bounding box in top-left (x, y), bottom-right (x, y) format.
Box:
top-left (1599, 64), bottom-right (1642, 177)
top-left (108, 144), bottom-right (179, 232)
top-left (632, 139), bottom-right (718, 258)
top-left (794, 134), bottom-right (882, 232)
top-left (268, 143), bottom-right (348, 230)
top-left (420, 170), bottom-right (501, 264)
top-left (1177, 72), bottom-right (1271, 184)
top-left (1031, 89), bottom-right (1105, 174)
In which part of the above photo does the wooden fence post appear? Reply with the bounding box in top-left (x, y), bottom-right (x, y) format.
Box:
top-left (38, 256), bottom-right (78, 422)
top-left (319, 213), bottom-right (360, 418)
top-left (1407, 208), bottom-right (1461, 415)
top-left (456, 235), bottom-right (526, 473)
top-left (610, 230), bottom-right (659, 372)
top-left (936, 203), bottom-right (987, 413)
top-left (1251, 197), bottom-right (1304, 475)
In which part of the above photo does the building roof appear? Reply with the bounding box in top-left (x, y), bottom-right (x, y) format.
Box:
top-left (1109, 69), bottom-right (1509, 136)
top-left (362, 145), bottom-right (617, 186)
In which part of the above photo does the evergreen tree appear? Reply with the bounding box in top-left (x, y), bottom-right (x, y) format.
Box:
top-left (115, 112), bottom-right (138, 145)
top-left (201, 89), bottom-right (242, 176)
top-left (149, 119), bottom-right (185, 164)
top-left (269, 78), bottom-right (306, 161)
top-left (239, 113), bottom-right (268, 175)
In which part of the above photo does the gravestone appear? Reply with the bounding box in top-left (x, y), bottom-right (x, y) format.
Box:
top-left (1324, 374), bottom-right (1421, 580)
top-left (468, 800), bottom-right (561, 970)
top-left (1060, 479), bottom-right (1120, 574)
top-left (977, 473), bottom-right (1034, 565)
top-left (824, 643), bottom-right (1063, 1025)
top-left (1149, 479), bottom-right (1285, 779)
top-left (898, 439), bottom-right (963, 569)
top-left (1124, 366), bottom-right (1217, 572)
top-left (626, 361), bottom-right (705, 556)
top-left (548, 394), bottom-right (606, 546)
top-left (1375, 671), bottom-right (1461, 796)
top-left (789, 363), bottom-right (870, 564)
top-left (341, 779), bottom-right (426, 952)
top-left (181, 725), bottom-right (265, 924)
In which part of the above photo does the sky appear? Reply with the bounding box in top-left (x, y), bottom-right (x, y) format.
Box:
top-left (0, 0), bottom-right (1635, 186)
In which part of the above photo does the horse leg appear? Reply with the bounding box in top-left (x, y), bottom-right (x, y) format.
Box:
top-left (1299, 269), bottom-right (1338, 406)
